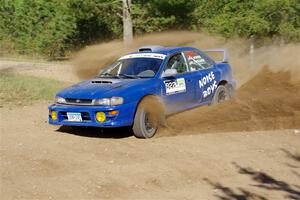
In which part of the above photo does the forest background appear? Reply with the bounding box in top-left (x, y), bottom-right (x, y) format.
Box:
top-left (0, 0), bottom-right (299, 58)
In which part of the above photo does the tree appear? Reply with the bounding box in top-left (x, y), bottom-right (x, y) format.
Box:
top-left (122, 0), bottom-right (133, 43)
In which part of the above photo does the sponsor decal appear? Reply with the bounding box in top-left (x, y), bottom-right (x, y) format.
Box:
top-left (185, 51), bottom-right (196, 58)
top-left (164, 78), bottom-right (186, 95)
top-left (119, 53), bottom-right (166, 60)
top-left (185, 51), bottom-right (206, 70)
top-left (199, 71), bottom-right (218, 98)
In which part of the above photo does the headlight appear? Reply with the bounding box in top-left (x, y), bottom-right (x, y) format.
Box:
top-left (55, 96), bottom-right (66, 104)
top-left (95, 98), bottom-right (111, 105)
top-left (94, 97), bottom-right (124, 106)
top-left (110, 97), bottom-right (124, 105)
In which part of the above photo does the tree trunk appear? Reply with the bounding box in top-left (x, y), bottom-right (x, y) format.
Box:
top-left (249, 35), bottom-right (255, 68)
top-left (122, 0), bottom-right (133, 44)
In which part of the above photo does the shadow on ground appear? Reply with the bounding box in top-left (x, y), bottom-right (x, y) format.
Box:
top-left (56, 126), bottom-right (133, 139)
top-left (204, 178), bottom-right (267, 200)
top-left (204, 149), bottom-right (300, 200)
top-left (281, 149), bottom-right (300, 163)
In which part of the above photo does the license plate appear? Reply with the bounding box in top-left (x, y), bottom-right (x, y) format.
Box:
top-left (67, 112), bottom-right (82, 122)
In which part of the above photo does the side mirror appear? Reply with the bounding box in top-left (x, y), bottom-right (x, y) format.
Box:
top-left (162, 69), bottom-right (177, 78)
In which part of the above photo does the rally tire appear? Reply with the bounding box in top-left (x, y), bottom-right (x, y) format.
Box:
top-left (132, 96), bottom-right (164, 139)
top-left (211, 85), bottom-right (230, 105)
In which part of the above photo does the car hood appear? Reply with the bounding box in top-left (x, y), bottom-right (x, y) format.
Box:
top-left (57, 77), bottom-right (147, 99)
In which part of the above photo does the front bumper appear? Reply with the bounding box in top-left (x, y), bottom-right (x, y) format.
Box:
top-left (48, 102), bottom-right (138, 128)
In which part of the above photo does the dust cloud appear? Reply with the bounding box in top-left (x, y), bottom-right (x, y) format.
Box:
top-left (73, 31), bottom-right (203, 79)
top-left (164, 66), bottom-right (300, 136)
top-left (72, 31), bottom-right (300, 135)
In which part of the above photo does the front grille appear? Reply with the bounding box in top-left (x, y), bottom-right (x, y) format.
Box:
top-left (65, 98), bottom-right (93, 105)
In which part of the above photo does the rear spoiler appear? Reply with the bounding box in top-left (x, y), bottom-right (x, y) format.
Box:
top-left (203, 48), bottom-right (229, 63)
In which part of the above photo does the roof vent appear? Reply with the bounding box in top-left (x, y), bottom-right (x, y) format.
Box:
top-left (138, 45), bottom-right (163, 52)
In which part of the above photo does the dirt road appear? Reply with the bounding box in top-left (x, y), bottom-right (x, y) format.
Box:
top-left (1, 36), bottom-right (300, 199)
top-left (1, 103), bottom-right (300, 200)
top-left (0, 59), bottom-right (79, 83)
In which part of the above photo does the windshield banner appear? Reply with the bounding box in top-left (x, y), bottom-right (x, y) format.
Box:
top-left (119, 53), bottom-right (166, 60)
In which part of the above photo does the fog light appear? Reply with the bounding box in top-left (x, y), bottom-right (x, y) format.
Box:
top-left (96, 112), bottom-right (106, 123)
top-left (108, 110), bottom-right (119, 115)
top-left (51, 111), bottom-right (57, 121)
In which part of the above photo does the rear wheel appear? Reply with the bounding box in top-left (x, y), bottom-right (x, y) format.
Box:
top-left (212, 85), bottom-right (230, 105)
top-left (133, 96), bottom-right (164, 138)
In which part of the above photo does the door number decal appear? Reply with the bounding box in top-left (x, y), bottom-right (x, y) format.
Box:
top-left (164, 78), bottom-right (186, 95)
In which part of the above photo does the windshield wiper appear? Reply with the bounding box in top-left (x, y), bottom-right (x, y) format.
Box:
top-left (98, 73), bottom-right (141, 79)
top-left (97, 73), bottom-right (120, 78)
top-left (137, 76), bottom-right (153, 78)
top-left (118, 74), bottom-right (140, 79)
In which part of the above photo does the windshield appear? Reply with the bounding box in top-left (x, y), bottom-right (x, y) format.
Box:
top-left (99, 57), bottom-right (163, 79)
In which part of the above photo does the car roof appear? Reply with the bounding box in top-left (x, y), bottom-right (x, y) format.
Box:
top-left (129, 46), bottom-right (199, 55)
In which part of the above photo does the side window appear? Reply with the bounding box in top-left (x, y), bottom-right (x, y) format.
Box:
top-left (198, 50), bottom-right (215, 66)
top-left (184, 51), bottom-right (214, 71)
top-left (164, 53), bottom-right (188, 74)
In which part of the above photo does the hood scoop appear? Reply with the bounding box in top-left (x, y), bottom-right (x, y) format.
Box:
top-left (91, 80), bottom-right (112, 84)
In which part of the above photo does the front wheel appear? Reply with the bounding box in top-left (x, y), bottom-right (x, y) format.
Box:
top-left (133, 96), bottom-right (164, 138)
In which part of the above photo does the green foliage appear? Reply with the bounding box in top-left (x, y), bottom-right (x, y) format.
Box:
top-left (0, 0), bottom-right (76, 57)
top-left (0, 0), bottom-right (299, 58)
top-left (194, 0), bottom-right (300, 41)
top-left (132, 3), bottom-right (176, 34)
top-left (68, 0), bottom-right (123, 47)
top-left (0, 71), bottom-right (66, 105)
top-left (132, 0), bottom-right (198, 34)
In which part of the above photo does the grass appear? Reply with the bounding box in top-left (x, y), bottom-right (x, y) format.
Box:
top-left (0, 71), bottom-right (66, 106)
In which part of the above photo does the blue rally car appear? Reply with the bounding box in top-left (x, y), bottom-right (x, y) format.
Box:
top-left (49, 46), bottom-right (236, 138)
